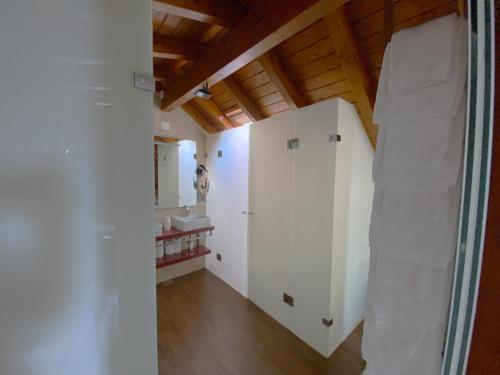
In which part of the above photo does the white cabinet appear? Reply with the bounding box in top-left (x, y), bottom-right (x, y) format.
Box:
top-left (248, 98), bottom-right (374, 357)
top-left (206, 126), bottom-right (250, 297)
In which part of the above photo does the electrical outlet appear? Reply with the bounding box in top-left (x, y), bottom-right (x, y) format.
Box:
top-left (216, 253), bottom-right (222, 261)
top-left (283, 293), bottom-right (294, 306)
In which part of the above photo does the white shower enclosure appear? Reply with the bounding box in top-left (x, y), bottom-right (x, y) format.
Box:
top-left (248, 98), bottom-right (374, 357)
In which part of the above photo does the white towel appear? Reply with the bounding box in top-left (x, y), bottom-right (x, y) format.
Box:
top-left (375, 186), bottom-right (461, 225)
top-left (369, 249), bottom-right (453, 301)
top-left (389, 14), bottom-right (458, 95)
top-left (366, 266), bottom-right (453, 329)
top-left (373, 93), bottom-right (466, 191)
top-left (362, 311), bottom-right (445, 375)
top-left (373, 19), bottom-right (467, 124)
top-left (383, 117), bottom-right (454, 169)
top-left (369, 214), bottom-right (458, 269)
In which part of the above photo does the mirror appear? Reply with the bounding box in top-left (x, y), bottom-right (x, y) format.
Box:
top-left (154, 139), bottom-right (197, 209)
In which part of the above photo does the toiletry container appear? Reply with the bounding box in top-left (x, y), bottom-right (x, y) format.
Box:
top-left (165, 241), bottom-right (175, 256)
top-left (156, 243), bottom-right (164, 258)
top-left (164, 216), bottom-right (171, 231)
top-left (173, 240), bottom-right (182, 254)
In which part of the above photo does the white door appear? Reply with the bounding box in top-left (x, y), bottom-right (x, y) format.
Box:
top-left (288, 99), bottom-right (339, 357)
top-left (248, 112), bottom-right (294, 327)
top-left (206, 126), bottom-right (250, 297)
top-left (0, 1), bottom-right (156, 374)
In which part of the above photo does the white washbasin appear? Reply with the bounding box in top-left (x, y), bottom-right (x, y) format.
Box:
top-left (171, 213), bottom-right (210, 231)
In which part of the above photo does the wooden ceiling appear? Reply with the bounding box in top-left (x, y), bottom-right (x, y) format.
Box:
top-left (153, 0), bottom-right (461, 147)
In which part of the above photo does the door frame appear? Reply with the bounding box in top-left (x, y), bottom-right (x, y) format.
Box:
top-left (441, 1), bottom-right (495, 374)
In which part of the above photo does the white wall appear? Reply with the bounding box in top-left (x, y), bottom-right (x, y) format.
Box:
top-left (329, 99), bottom-right (374, 354)
top-left (206, 126), bottom-right (250, 297)
top-left (154, 98), bottom-right (207, 282)
top-left (0, 1), bottom-right (157, 375)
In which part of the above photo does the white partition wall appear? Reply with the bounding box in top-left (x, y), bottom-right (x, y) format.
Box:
top-left (248, 98), bottom-right (374, 357)
top-left (0, 1), bottom-right (156, 374)
top-left (288, 100), bottom-right (340, 354)
top-left (329, 100), bottom-right (374, 354)
top-left (248, 113), bottom-right (294, 326)
top-left (206, 126), bottom-right (250, 297)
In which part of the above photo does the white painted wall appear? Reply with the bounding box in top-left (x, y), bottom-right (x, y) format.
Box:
top-left (0, 1), bottom-right (157, 374)
top-left (206, 126), bottom-right (250, 297)
top-left (328, 99), bottom-right (374, 355)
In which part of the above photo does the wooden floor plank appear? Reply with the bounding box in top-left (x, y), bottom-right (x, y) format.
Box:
top-left (157, 269), bottom-right (365, 375)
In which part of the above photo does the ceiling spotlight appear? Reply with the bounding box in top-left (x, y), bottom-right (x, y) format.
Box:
top-left (194, 82), bottom-right (212, 99)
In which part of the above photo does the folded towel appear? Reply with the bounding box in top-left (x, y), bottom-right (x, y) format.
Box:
top-left (363, 306), bottom-right (447, 375)
top-left (389, 14), bottom-right (458, 95)
top-left (373, 92), bottom-right (466, 190)
top-left (376, 186), bottom-right (461, 225)
top-left (369, 213), bottom-right (458, 269)
top-left (373, 18), bottom-right (467, 124)
top-left (366, 265), bottom-right (453, 329)
top-left (369, 250), bottom-right (453, 301)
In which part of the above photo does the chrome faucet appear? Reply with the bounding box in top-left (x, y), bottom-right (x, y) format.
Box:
top-left (184, 205), bottom-right (191, 217)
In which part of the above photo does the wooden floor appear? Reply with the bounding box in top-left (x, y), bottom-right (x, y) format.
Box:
top-left (157, 270), bottom-right (365, 375)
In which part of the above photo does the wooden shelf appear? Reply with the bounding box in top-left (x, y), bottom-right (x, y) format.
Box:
top-left (155, 226), bottom-right (215, 241)
top-left (156, 245), bottom-right (212, 269)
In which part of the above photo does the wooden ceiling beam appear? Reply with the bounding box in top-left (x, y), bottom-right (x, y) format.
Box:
top-left (383, 0), bottom-right (394, 47)
top-left (152, 0), bottom-right (247, 28)
top-left (258, 51), bottom-right (306, 110)
top-left (181, 101), bottom-right (218, 134)
top-left (153, 64), bottom-right (176, 81)
top-left (220, 77), bottom-right (265, 122)
top-left (193, 97), bottom-right (233, 130)
top-left (153, 38), bottom-right (204, 60)
top-left (161, 0), bottom-right (350, 111)
top-left (323, 7), bottom-right (378, 147)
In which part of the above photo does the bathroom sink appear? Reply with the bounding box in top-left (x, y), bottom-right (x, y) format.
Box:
top-left (171, 214), bottom-right (211, 231)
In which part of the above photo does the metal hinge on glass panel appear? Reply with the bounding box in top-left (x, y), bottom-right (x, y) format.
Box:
top-left (134, 72), bottom-right (155, 92)
top-left (287, 138), bottom-right (299, 150)
top-left (329, 134), bottom-right (341, 142)
top-left (322, 318), bottom-right (333, 327)
top-left (283, 293), bottom-right (294, 307)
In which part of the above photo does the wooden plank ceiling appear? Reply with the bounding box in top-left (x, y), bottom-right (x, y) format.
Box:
top-left (153, 0), bottom-right (459, 147)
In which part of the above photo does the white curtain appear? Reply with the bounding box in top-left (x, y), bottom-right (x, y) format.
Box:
top-left (362, 14), bottom-right (467, 375)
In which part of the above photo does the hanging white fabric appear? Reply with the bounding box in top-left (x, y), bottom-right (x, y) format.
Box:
top-left (388, 14), bottom-right (458, 95)
top-left (373, 17), bottom-right (467, 125)
top-left (362, 13), bottom-right (467, 375)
